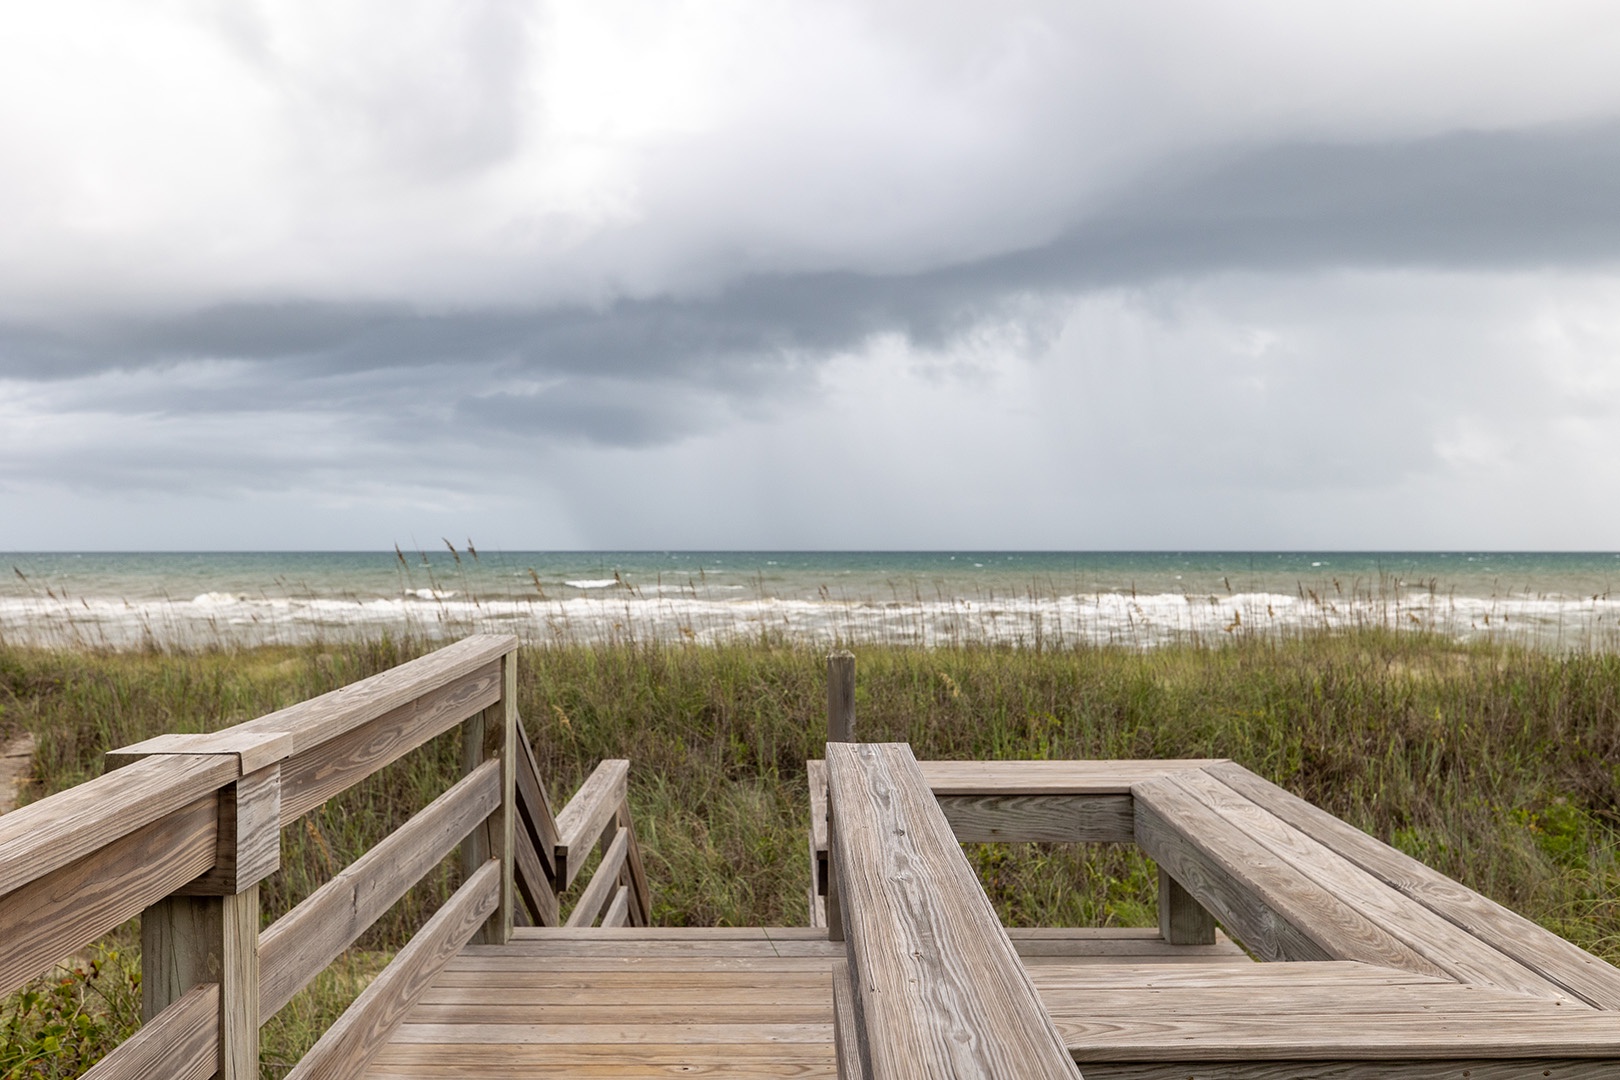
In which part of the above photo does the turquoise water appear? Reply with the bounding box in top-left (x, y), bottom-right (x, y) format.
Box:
top-left (4, 551), bottom-right (1619, 649)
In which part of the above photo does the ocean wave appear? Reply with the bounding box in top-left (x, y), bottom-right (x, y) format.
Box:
top-left (3, 587), bottom-right (1619, 651)
top-left (565, 579), bottom-right (620, 590)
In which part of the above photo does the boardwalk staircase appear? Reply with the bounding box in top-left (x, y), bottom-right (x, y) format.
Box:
top-left (4, 635), bottom-right (1620, 1078)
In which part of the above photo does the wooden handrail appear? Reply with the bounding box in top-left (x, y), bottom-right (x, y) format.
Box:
top-left (826, 742), bottom-right (1081, 1079)
top-left (0, 754), bottom-right (237, 897)
top-left (0, 794), bottom-right (218, 998)
top-left (0, 634), bottom-right (662, 1080)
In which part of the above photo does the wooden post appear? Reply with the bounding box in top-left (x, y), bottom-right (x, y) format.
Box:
top-left (1159, 866), bottom-right (1217, 946)
top-left (825, 651), bottom-right (854, 941)
top-left (142, 761), bottom-right (280, 1080)
top-left (827, 651), bottom-right (856, 743)
top-left (462, 648), bottom-right (518, 945)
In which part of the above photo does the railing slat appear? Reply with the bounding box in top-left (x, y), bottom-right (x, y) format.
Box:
top-left (554, 760), bottom-right (628, 889)
top-left (285, 859), bottom-right (501, 1080)
top-left (259, 758), bottom-right (502, 1018)
top-left (601, 885), bottom-right (630, 928)
top-left (80, 982), bottom-right (219, 1080)
top-left (827, 742), bottom-right (1080, 1080)
top-left (278, 662), bottom-right (501, 825)
top-left (0, 755), bottom-right (235, 898)
top-left (0, 796), bottom-right (217, 998)
top-left (515, 720), bottom-right (560, 876)
top-left (564, 826), bottom-right (628, 928)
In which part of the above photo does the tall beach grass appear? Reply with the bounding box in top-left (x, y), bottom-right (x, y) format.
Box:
top-left (2, 629), bottom-right (1619, 1075)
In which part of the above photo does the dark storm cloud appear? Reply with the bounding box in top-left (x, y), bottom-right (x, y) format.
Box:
top-left (5, 120), bottom-right (1620, 450)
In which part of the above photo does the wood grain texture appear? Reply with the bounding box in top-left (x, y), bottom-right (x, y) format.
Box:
top-left (1207, 760), bottom-right (1620, 1010)
top-left (939, 793), bottom-right (1135, 843)
top-left (1080, 1060), bottom-right (1620, 1080)
top-left (565, 827), bottom-right (629, 928)
top-left (260, 759), bottom-right (501, 1019)
top-left (831, 959), bottom-right (870, 1080)
top-left (287, 859), bottom-right (501, 1080)
top-left (0, 754), bottom-right (235, 898)
top-left (1174, 767), bottom-right (1569, 1000)
top-left (826, 742), bottom-right (1080, 1080)
top-left (919, 759), bottom-right (1224, 796)
top-left (80, 983), bottom-right (219, 1080)
top-left (618, 803), bottom-right (651, 932)
top-left (179, 763), bottom-right (281, 896)
top-left (602, 886), bottom-right (631, 928)
top-left (1159, 868), bottom-right (1216, 945)
top-left (0, 796), bottom-right (217, 999)
top-left (554, 760), bottom-right (629, 889)
top-left (108, 730), bottom-right (294, 775)
top-left (1053, 1009), bottom-right (1620, 1060)
top-left (512, 806), bottom-right (560, 928)
top-left (1134, 774), bottom-right (1445, 974)
top-left (514, 720), bottom-right (560, 876)
top-left (826, 652), bottom-right (855, 744)
top-left (141, 886), bottom-right (259, 1080)
top-left (279, 663), bottom-right (501, 826)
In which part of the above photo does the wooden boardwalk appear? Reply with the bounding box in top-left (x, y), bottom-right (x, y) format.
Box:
top-left (5, 636), bottom-right (1620, 1079)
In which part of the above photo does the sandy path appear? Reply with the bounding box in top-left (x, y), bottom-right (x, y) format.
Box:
top-left (0, 731), bottom-right (35, 813)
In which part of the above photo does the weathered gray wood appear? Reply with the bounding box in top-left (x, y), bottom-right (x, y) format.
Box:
top-left (489, 651), bottom-right (518, 945)
top-left (142, 886), bottom-right (259, 1080)
top-left (0, 754), bottom-right (235, 898)
top-left (458, 713), bottom-right (490, 883)
top-left (286, 859), bottom-right (501, 1080)
top-left (617, 802), bottom-right (652, 927)
top-left (808, 759), bottom-right (829, 892)
top-left (279, 662), bottom-right (501, 826)
top-left (825, 831), bottom-right (845, 943)
top-left (179, 763), bottom-right (281, 896)
top-left (107, 729), bottom-right (293, 774)
top-left (1133, 774), bottom-right (1445, 974)
top-left (1079, 1061), bottom-right (1620, 1079)
top-left (1159, 868), bottom-right (1216, 945)
top-left (258, 758), bottom-right (501, 1019)
top-left (939, 793), bottom-right (1136, 843)
top-left (1175, 766), bottom-right (1568, 999)
top-left (554, 760), bottom-right (629, 889)
top-left (514, 718), bottom-right (560, 876)
top-left (1053, 1006), bottom-right (1620, 1059)
top-left (512, 808), bottom-right (560, 928)
top-left (601, 886), bottom-right (631, 928)
top-left (565, 826), bottom-right (629, 928)
top-left (827, 651), bottom-right (856, 743)
top-left (920, 759), bottom-right (1225, 796)
top-left (80, 982), bottom-right (219, 1080)
top-left (0, 796), bottom-right (217, 999)
top-left (1207, 760), bottom-right (1620, 1010)
top-left (117, 636), bottom-right (517, 774)
top-left (832, 959), bottom-right (871, 1080)
top-left (827, 742), bottom-right (1081, 1080)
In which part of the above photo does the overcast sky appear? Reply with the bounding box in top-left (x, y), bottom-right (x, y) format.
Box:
top-left (4, 1), bottom-right (1620, 550)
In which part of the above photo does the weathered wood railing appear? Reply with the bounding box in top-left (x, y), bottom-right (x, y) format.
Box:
top-left (0, 634), bottom-right (649, 1079)
top-left (826, 742), bottom-right (1081, 1079)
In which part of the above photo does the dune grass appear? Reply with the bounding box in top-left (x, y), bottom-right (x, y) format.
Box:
top-left (2, 630), bottom-right (1619, 1075)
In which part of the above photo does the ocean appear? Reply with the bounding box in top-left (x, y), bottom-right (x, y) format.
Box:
top-left (3, 550), bottom-right (1619, 651)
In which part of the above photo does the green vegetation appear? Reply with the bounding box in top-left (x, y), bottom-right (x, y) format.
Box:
top-left (2, 630), bottom-right (1620, 1075)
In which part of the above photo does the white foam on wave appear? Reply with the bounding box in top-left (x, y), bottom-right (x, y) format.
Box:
top-left (565, 579), bottom-right (620, 590)
top-left (3, 588), bottom-right (1619, 651)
